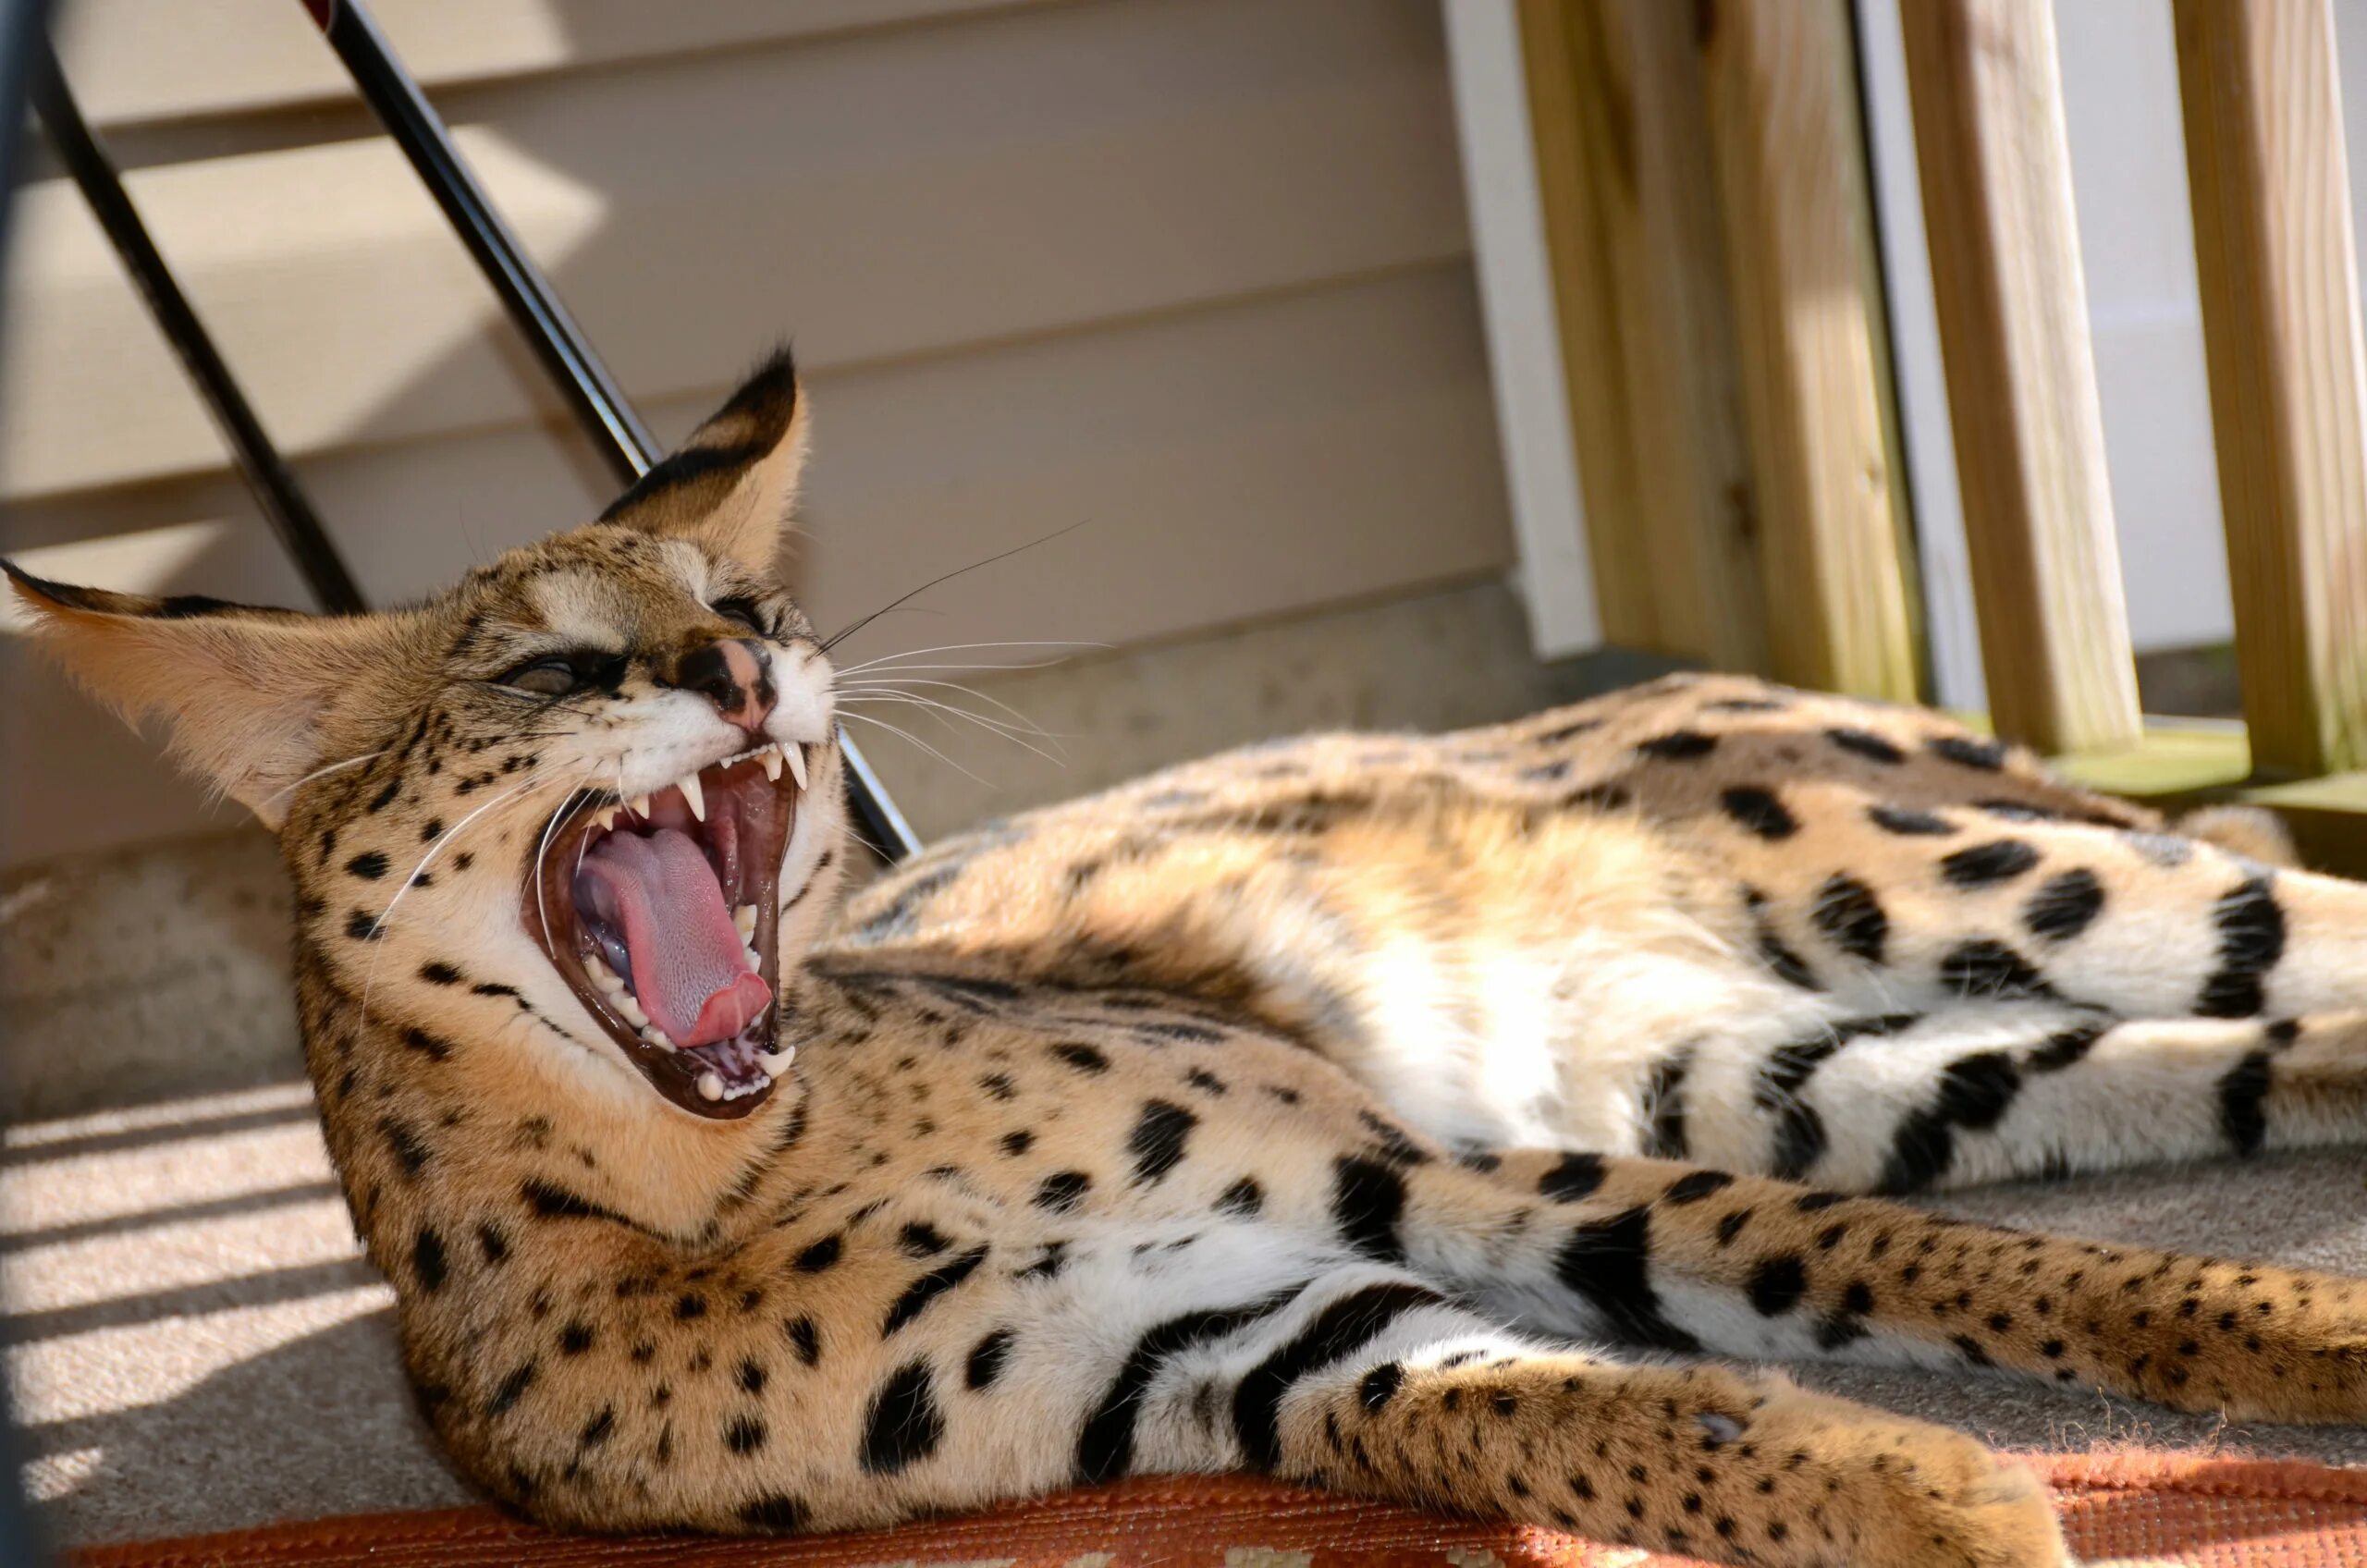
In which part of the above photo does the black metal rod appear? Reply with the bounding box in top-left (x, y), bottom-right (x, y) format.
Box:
top-left (30, 43), bottom-right (366, 616)
top-left (302, 0), bottom-right (919, 860)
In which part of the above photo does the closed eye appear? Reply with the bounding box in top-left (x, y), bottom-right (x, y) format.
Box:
top-left (710, 595), bottom-right (768, 636)
top-left (495, 649), bottom-right (629, 698)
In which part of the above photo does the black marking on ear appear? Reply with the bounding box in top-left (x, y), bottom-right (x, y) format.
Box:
top-left (1331, 1156), bottom-right (1408, 1262)
top-left (1539, 1151), bottom-right (1608, 1202)
top-left (2197, 876), bottom-right (2287, 1018)
top-left (2024, 868), bottom-right (2106, 942)
top-left (2217, 1048), bottom-right (2275, 1157)
top-left (1076, 1287), bottom-right (1300, 1483)
top-left (858, 1359), bottom-right (944, 1475)
top-left (1720, 787), bottom-right (1797, 840)
top-left (1233, 1280), bottom-right (1445, 1469)
top-left (1928, 735), bottom-right (2008, 771)
top-left (1940, 840), bottom-right (2040, 888)
top-left (1553, 1207), bottom-right (1701, 1353)
top-left (1825, 727), bottom-right (1905, 765)
top-left (883, 1245), bottom-right (988, 1336)
top-left (1810, 875), bottom-right (1889, 964)
top-left (1127, 1100), bottom-right (1197, 1186)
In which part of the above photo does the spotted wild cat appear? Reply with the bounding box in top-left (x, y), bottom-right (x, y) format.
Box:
top-left (14, 350), bottom-right (2367, 1568)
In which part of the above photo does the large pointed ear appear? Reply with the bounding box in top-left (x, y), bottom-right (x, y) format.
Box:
top-left (5, 563), bottom-right (401, 829)
top-left (596, 347), bottom-right (808, 575)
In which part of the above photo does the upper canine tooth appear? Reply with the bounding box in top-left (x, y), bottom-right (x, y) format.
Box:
top-left (679, 773), bottom-right (705, 822)
top-left (628, 793), bottom-right (652, 819)
top-left (785, 745), bottom-right (808, 790)
top-left (758, 746), bottom-right (784, 781)
top-left (594, 806), bottom-right (619, 832)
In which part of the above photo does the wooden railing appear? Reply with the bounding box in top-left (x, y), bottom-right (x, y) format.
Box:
top-left (1519, 0), bottom-right (2367, 870)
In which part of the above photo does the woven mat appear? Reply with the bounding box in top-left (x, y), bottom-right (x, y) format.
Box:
top-left (66, 1454), bottom-right (2367, 1567)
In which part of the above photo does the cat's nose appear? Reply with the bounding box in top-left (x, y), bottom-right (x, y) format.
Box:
top-left (667, 637), bottom-right (776, 735)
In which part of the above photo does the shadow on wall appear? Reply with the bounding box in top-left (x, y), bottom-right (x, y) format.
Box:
top-left (0, 0), bottom-right (1516, 864)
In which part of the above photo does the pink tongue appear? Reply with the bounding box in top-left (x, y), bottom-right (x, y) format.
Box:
top-left (576, 827), bottom-right (771, 1047)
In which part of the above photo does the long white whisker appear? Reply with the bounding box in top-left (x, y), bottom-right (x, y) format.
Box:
top-left (838, 710), bottom-right (999, 788)
top-left (834, 676), bottom-right (1058, 736)
top-left (828, 640), bottom-right (1108, 677)
top-left (838, 693), bottom-right (1068, 765)
top-left (263, 750), bottom-right (386, 809)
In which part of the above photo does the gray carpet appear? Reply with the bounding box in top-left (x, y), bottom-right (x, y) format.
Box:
top-left (6, 1081), bottom-right (2364, 1548)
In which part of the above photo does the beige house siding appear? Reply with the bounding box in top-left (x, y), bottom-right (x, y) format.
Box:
top-left (0, 0), bottom-right (1514, 864)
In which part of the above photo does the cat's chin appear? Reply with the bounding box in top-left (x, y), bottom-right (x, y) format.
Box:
top-left (523, 743), bottom-right (803, 1121)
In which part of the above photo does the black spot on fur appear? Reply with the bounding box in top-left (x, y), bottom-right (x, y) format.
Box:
top-left (966, 1329), bottom-right (1014, 1390)
top-left (1233, 1281), bottom-right (1445, 1469)
top-left (380, 1117), bottom-right (431, 1180)
top-left (2024, 868), bottom-right (2106, 942)
top-left (1642, 1047), bottom-right (1694, 1158)
top-left (785, 1316), bottom-right (821, 1366)
top-left (1331, 1156), bottom-right (1408, 1263)
top-left (1050, 1042), bottom-right (1110, 1073)
top-left (1360, 1362), bottom-right (1405, 1412)
top-left (1217, 1176), bottom-right (1265, 1216)
top-left (899, 1222), bottom-right (949, 1256)
top-left (859, 1360), bottom-right (944, 1475)
top-left (1876, 1051), bottom-right (2022, 1194)
top-left (739, 1495), bottom-right (807, 1530)
top-left (792, 1234), bottom-right (843, 1272)
top-left (418, 962), bottom-right (462, 986)
top-left (1539, 1151), bottom-right (1608, 1202)
top-left (346, 851), bottom-right (389, 880)
top-left (2029, 1022), bottom-right (2107, 1072)
top-left (1749, 1256), bottom-right (1807, 1317)
top-left (2198, 876), bottom-right (2287, 1018)
top-left (725, 1415), bottom-right (767, 1454)
top-left (1940, 839), bottom-right (2040, 888)
top-left (1662, 1170), bottom-right (1733, 1205)
top-left (488, 1362), bottom-right (537, 1417)
top-left (1077, 1288), bottom-right (1299, 1483)
top-left (345, 910), bottom-right (383, 941)
top-left (883, 1245), bottom-right (988, 1337)
top-left (412, 1228), bottom-right (448, 1292)
top-left (1035, 1171), bottom-right (1092, 1213)
top-left (1938, 939), bottom-right (2053, 998)
top-left (1720, 787), bottom-right (1797, 840)
top-left (1554, 1207), bottom-right (1701, 1353)
top-left (1637, 729), bottom-right (1718, 760)
top-left (1928, 734), bottom-right (2008, 771)
top-left (1825, 727), bottom-right (1905, 765)
top-left (559, 1320), bottom-right (594, 1355)
top-left (1127, 1100), bottom-right (1197, 1186)
top-left (400, 1027), bottom-right (452, 1062)
top-left (2217, 1049), bottom-right (2275, 1157)
top-left (1869, 803), bottom-right (1955, 837)
top-left (1810, 875), bottom-right (1889, 964)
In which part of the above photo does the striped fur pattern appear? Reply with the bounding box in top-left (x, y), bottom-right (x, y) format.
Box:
top-left (15, 354), bottom-right (2367, 1568)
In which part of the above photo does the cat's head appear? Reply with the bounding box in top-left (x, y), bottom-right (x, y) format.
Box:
top-left (7, 351), bottom-right (848, 1126)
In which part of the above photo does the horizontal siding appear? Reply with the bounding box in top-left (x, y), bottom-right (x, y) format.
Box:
top-left (1, 0), bottom-right (1513, 865)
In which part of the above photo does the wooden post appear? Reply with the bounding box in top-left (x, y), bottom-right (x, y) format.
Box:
top-left (1897, 0), bottom-right (2143, 754)
top-left (1516, 0), bottom-right (1768, 672)
top-left (2173, 0), bottom-right (2367, 778)
top-left (1700, 0), bottom-right (1921, 702)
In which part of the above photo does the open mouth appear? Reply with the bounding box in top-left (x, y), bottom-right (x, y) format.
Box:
top-left (526, 741), bottom-right (807, 1119)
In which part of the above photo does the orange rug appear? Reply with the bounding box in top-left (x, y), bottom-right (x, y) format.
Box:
top-left (67, 1454), bottom-right (2367, 1567)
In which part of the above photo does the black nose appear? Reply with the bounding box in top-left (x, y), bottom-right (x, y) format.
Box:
top-left (665, 638), bottom-right (776, 733)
